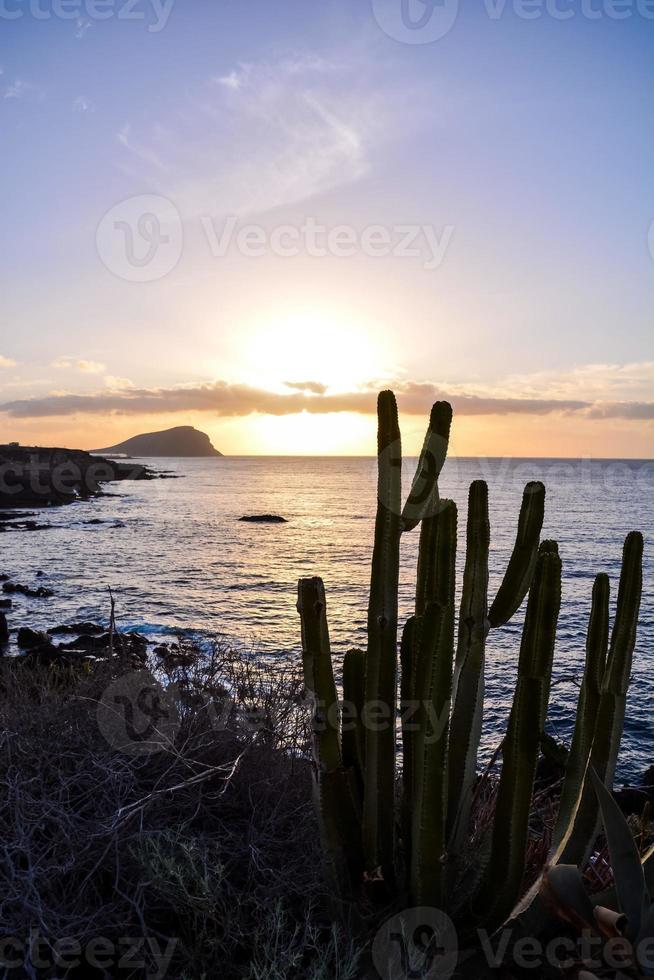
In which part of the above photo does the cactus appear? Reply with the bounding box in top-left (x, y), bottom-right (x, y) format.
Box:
top-left (447, 481), bottom-right (546, 851)
top-left (408, 500), bottom-right (457, 905)
top-left (551, 573), bottom-right (610, 849)
top-left (297, 577), bottom-right (363, 892)
top-left (297, 391), bottom-right (643, 948)
top-left (409, 599), bottom-right (454, 907)
top-left (560, 531), bottom-right (643, 868)
top-left (488, 482), bottom-right (545, 628)
top-left (401, 401), bottom-right (452, 532)
top-left (362, 390), bottom-right (402, 879)
top-left (447, 480), bottom-right (489, 846)
top-left (477, 541), bottom-right (562, 927)
top-left (342, 648), bottom-right (366, 795)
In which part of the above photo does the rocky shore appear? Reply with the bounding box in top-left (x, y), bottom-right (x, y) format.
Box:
top-left (0, 443), bottom-right (154, 509)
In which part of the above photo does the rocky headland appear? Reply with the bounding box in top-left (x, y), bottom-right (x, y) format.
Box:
top-left (94, 425), bottom-right (223, 457)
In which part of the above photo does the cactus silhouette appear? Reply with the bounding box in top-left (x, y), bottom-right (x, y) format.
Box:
top-left (297, 391), bottom-right (643, 937)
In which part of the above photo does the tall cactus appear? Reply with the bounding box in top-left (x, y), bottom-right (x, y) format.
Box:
top-left (551, 572), bottom-right (610, 849)
top-left (477, 541), bottom-right (562, 927)
top-left (447, 480), bottom-right (489, 845)
top-left (297, 577), bottom-right (363, 891)
top-left (447, 480), bottom-right (545, 849)
top-left (362, 390), bottom-right (402, 880)
top-left (342, 648), bottom-right (366, 796)
top-left (409, 599), bottom-right (455, 907)
top-left (560, 531), bottom-right (644, 867)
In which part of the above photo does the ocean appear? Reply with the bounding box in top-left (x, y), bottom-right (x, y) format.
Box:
top-left (3, 455), bottom-right (652, 782)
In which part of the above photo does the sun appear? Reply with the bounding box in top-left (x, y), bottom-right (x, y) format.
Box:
top-left (237, 310), bottom-right (389, 392)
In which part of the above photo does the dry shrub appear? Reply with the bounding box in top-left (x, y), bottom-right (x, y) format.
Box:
top-left (0, 644), bottom-right (362, 979)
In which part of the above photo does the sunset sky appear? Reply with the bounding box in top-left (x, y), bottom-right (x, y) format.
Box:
top-left (0, 1), bottom-right (652, 456)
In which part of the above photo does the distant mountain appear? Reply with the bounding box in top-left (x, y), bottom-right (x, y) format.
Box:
top-left (94, 426), bottom-right (223, 458)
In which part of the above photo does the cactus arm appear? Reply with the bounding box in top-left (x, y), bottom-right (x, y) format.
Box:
top-left (447, 480), bottom-right (490, 846)
top-left (342, 648), bottom-right (366, 796)
top-left (560, 531), bottom-right (643, 868)
top-left (363, 390), bottom-right (402, 879)
top-left (297, 577), bottom-right (363, 892)
top-left (298, 576), bottom-right (342, 772)
top-left (401, 401), bottom-right (452, 532)
top-left (415, 498), bottom-right (457, 617)
top-left (409, 501), bottom-right (457, 905)
top-left (478, 543), bottom-right (562, 928)
top-left (488, 481), bottom-right (545, 628)
top-left (551, 573), bottom-right (609, 849)
top-left (400, 616), bottom-right (417, 856)
top-left (409, 600), bottom-right (454, 908)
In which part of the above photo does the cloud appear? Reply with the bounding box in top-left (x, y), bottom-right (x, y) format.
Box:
top-left (117, 123), bottom-right (168, 172)
top-left (4, 79), bottom-right (27, 100)
top-left (501, 361), bottom-right (654, 402)
top-left (0, 355), bottom-right (16, 368)
top-left (52, 358), bottom-right (106, 374)
top-left (284, 380), bottom-right (328, 395)
top-left (75, 17), bottom-right (91, 39)
top-left (104, 375), bottom-right (134, 390)
top-left (215, 69), bottom-right (244, 91)
top-left (116, 52), bottom-right (380, 215)
top-left (1, 378), bottom-right (652, 421)
top-left (73, 95), bottom-right (94, 113)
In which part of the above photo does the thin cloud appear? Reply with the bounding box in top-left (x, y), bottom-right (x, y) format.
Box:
top-left (117, 124), bottom-right (168, 173)
top-left (52, 357), bottom-right (106, 374)
top-left (116, 52), bottom-right (379, 216)
top-left (75, 17), bottom-right (91, 39)
top-left (0, 355), bottom-right (16, 368)
top-left (1, 379), bottom-right (651, 421)
top-left (73, 95), bottom-right (94, 113)
top-left (4, 80), bottom-right (27, 100)
top-left (284, 380), bottom-right (328, 394)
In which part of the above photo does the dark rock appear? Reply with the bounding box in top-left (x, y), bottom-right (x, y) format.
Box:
top-left (17, 627), bottom-right (51, 649)
top-left (49, 622), bottom-right (105, 635)
top-left (0, 613), bottom-right (8, 645)
top-left (0, 574), bottom-right (9, 581)
top-left (2, 582), bottom-right (53, 598)
top-left (238, 514), bottom-right (288, 524)
top-left (19, 645), bottom-right (85, 668)
top-left (59, 631), bottom-right (147, 659)
top-left (0, 520), bottom-right (52, 532)
top-left (0, 599), bottom-right (11, 609)
top-left (615, 784), bottom-right (654, 816)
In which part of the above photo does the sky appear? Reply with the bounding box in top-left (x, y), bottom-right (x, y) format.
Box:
top-left (0, 0), bottom-right (652, 457)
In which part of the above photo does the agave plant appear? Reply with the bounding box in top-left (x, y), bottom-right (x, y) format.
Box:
top-left (297, 390), bottom-right (643, 943)
top-left (541, 769), bottom-right (654, 979)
